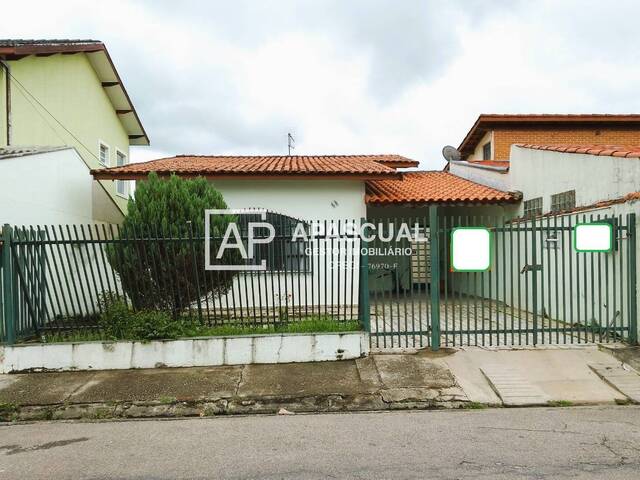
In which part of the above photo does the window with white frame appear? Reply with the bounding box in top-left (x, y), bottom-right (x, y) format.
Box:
top-left (116, 150), bottom-right (128, 197)
top-left (551, 190), bottom-right (576, 213)
top-left (523, 197), bottom-right (543, 218)
top-left (99, 142), bottom-right (109, 166)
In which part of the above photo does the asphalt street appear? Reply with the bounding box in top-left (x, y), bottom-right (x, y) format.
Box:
top-left (1, 406), bottom-right (639, 479)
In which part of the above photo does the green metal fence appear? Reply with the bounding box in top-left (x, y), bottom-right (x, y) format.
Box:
top-left (366, 210), bottom-right (638, 349)
top-left (1, 211), bottom-right (637, 349)
top-left (0, 219), bottom-right (361, 344)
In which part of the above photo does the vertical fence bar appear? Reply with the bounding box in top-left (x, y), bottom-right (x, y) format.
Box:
top-left (359, 224), bottom-right (370, 333)
top-left (2, 225), bottom-right (15, 344)
top-left (429, 206), bottom-right (440, 351)
top-left (531, 216), bottom-right (539, 345)
top-left (628, 213), bottom-right (637, 345)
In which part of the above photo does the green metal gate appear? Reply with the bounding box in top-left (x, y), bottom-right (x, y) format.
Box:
top-left (366, 210), bottom-right (638, 349)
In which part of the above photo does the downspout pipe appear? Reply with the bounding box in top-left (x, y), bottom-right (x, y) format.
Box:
top-left (0, 60), bottom-right (11, 146)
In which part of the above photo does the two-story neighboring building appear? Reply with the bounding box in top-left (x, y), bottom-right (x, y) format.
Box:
top-left (0, 39), bottom-right (148, 225)
top-left (458, 114), bottom-right (640, 162)
top-left (449, 114), bottom-right (640, 218)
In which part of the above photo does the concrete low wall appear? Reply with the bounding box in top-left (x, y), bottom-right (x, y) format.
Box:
top-left (0, 332), bottom-right (369, 373)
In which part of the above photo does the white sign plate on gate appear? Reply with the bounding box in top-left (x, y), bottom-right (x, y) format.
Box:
top-left (451, 227), bottom-right (491, 272)
top-left (574, 223), bottom-right (612, 252)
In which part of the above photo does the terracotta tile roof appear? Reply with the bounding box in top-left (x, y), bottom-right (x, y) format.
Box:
top-left (458, 114), bottom-right (640, 157)
top-left (370, 154), bottom-right (420, 168)
top-left (365, 171), bottom-right (520, 205)
top-left (91, 154), bottom-right (409, 180)
top-left (516, 144), bottom-right (640, 158)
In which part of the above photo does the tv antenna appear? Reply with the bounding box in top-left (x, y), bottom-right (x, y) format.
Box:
top-left (442, 145), bottom-right (462, 162)
top-left (287, 133), bottom-right (295, 155)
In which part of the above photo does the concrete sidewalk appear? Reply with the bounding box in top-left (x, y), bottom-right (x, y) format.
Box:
top-left (0, 345), bottom-right (637, 422)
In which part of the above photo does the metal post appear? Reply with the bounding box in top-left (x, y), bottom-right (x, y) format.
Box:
top-left (628, 213), bottom-right (637, 345)
top-left (531, 216), bottom-right (539, 345)
top-left (429, 206), bottom-right (440, 351)
top-left (2, 224), bottom-right (15, 344)
top-left (359, 218), bottom-right (370, 332)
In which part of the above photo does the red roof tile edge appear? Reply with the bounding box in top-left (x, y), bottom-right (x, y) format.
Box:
top-left (90, 154), bottom-right (410, 179)
top-left (365, 171), bottom-right (520, 205)
top-left (515, 144), bottom-right (640, 158)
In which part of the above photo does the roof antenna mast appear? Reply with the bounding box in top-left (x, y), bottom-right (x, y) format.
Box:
top-left (287, 132), bottom-right (295, 155)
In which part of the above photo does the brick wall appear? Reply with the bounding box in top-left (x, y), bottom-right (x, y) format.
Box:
top-left (493, 128), bottom-right (640, 160)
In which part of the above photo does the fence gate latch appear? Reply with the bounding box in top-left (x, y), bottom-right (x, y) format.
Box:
top-left (520, 264), bottom-right (543, 274)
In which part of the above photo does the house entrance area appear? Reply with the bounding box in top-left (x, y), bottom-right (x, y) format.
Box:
top-left (365, 210), bottom-right (638, 350)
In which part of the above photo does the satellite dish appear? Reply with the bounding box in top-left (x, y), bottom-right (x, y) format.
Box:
top-left (442, 145), bottom-right (462, 162)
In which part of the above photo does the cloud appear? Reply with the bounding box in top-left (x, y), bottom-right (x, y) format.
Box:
top-left (3, 0), bottom-right (640, 170)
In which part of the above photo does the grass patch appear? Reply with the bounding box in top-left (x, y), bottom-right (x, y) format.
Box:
top-left (462, 402), bottom-right (488, 410)
top-left (39, 316), bottom-right (360, 344)
top-left (0, 403), bottom-right (18, 422)
top-left (195, 318), bottom-right (361, 337)
top-left (548, 400), bottom-right (573, 407)
top-left (158, 396), bottom-right (177, 405)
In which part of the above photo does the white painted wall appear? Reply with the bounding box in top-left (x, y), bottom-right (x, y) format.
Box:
top-left (449, 162), bottom-right (510, 191)
top-left (0, 148), bottom-right (92, 225)
top-left (0, 332), bottom-right (369, 372)
top-left (451, 146), bottom-right (640, 218)
top-left (0, 148), bottom-right (121, 226)
top-left (212, 178), bottom-right (367, 221)
top-left (509, 146), bottom-right (640, 216)
top-left (195, 178), bottom-right (367, 316)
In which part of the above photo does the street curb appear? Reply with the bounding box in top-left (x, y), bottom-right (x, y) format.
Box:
top-left (0, 390), bottom-right (472, 422)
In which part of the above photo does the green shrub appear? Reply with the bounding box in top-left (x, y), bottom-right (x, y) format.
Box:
top-left (106, 172), bottom-right (239, 316)
top-left (99, 296), bottom-right (189, 341)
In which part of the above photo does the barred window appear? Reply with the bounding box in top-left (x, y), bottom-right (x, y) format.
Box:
top-left (551, 190), bottom-right (576, 212)
top-left (99, 142), bottom-right (109, 166)
top-left (543, 230), bottom-right (560, 250)
top-left (239, 212), bottom-right (312, 273)
top-left (523, 197), bottom-right (543, 218)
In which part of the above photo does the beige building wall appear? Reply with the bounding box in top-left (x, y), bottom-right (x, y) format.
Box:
top-left (0, 54), bottom-right (131, 215)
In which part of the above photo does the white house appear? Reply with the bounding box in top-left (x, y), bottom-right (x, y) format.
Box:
top-left (91, 154), bottom-right (518, 319)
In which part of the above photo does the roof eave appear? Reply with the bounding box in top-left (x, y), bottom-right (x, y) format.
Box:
top-left (91, 171), bottom-right (402, 181)
top-left (365, 198), bottom-right (520, 206)
top-left (0, 42), bottom-right (149, 146)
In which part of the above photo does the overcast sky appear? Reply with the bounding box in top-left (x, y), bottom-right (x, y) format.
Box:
top-left (5, 0), bottom-right (640, 169)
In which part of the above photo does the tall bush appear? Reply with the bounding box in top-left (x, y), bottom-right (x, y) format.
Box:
top-left (106, 173), bottom-right (238, 316)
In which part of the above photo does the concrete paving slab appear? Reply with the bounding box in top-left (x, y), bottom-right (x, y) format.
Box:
top-left (442, 354), bottom-right (501, 405)
top-left (373, 355), bottom-right (455, 389)
top-left (68, 366), bottom-right (243, 403)
top-left (237, 360), bottom-right (366, 397)
top-left (354, 356), bottom-right (383, 391)
top-left (446, 346), bottom-right (626, 405)
top-left (481, 365), bottom-right (549, 406)
top-left (0, 374), bottom-right (19, 391)
top-left (600, 345), bottom-right (640, 372)
top-left (589, 363), bottom-right (640, 403)
top-left (0, 371), bottom-right (96, 406)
